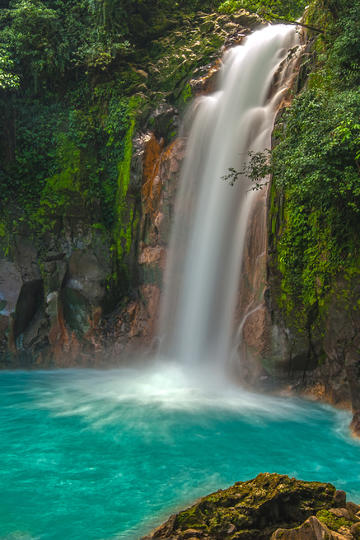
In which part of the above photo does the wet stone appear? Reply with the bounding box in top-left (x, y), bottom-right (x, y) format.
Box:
top-left (334, 490), bottom-right (347, 508)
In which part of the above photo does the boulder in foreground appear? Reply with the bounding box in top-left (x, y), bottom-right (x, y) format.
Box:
top-left (142, 473), bottom-right (360, 539)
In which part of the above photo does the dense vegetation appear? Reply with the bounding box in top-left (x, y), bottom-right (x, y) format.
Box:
top-left (0, 1), bottom-right (222, 232)
top-left (268, 0), bottom-right (360, 328)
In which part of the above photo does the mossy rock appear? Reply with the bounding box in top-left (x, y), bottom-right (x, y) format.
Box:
top-left (316, 509), bottom-right (353, 532)
top-left (142, 473), bottom-right (337, 539)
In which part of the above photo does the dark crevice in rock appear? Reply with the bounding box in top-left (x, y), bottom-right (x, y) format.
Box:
top-left (13, 280), bottom-right (44, 341)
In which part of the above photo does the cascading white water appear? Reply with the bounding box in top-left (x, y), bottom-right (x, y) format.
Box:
top-left (159, 24), bottom-right (299, 379)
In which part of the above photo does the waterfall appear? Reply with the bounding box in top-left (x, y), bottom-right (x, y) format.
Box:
top-left (159, 24), bottom-right (299, 380)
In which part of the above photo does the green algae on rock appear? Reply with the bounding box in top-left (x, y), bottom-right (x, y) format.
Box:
top-left (142, 473), bottom-right (360, 540)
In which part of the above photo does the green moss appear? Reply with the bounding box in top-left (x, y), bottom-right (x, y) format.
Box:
top-left (270, 87), bottom-right (360, 330)
top-left (344, 255), bottom-right (360, 281)
top-left (176, 506), bottom-right (207, 530)
top-left (317, 509), bottom-right (352, 532)
top-left (153, 474), bottom-right (337, 539)
top-left (218, 0), bottom-right (243, 14)
top-left (180, 83), bottom-right (193, 106)
top-left (113, 100), bottom-right (137, 262)
top-left (31, 137), bottom-right (84, 232)
top-left (91, 222), bottom-right (106, 232)
top-left (148, 13), bottom-right (229, 103)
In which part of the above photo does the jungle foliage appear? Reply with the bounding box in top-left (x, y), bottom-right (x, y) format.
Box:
top-left (268, 0), bottom-right (360, 323)
top-left (0, 0), bottom-right (219, 231)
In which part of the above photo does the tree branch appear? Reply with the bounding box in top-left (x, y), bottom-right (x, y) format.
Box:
top-left (271, 18), bottom-right (324, 34)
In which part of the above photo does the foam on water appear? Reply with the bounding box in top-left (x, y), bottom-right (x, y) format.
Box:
top-left (25, 363), bottom-right (307, 418)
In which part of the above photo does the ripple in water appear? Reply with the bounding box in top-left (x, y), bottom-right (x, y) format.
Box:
top-left (0, 367), bottom-right (359, 540)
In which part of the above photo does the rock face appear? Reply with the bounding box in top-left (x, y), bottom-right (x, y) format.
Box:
top-left (240, 218), bottom-right (360, 435)
top-left (0, 110), bottom-right (189, 366)
top-left (101, 134), bottom-right (187, 357)
top-left (272, 515), bottom-right (351, 540)
top-left (142, 473), bottom-right (360, 540)
top-left (0, 226), bottom-right (111, 367)
top-left (0, 129), bottom-right (185, 366)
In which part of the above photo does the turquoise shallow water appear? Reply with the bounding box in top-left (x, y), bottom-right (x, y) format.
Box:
top-left (0, 366), bottom-right (359, 540)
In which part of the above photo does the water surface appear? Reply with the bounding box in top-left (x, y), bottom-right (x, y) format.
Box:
top-left (0, 366), bottom-right (359, 540)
